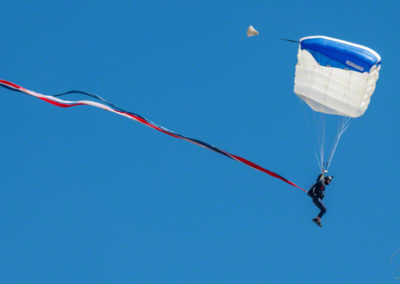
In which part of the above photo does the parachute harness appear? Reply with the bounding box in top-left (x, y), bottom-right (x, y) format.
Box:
top-left (0, 79), bottom-right (306, 192)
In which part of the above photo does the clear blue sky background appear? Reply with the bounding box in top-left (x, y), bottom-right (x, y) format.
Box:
top-left (1, 1), bottom-right (399, 283)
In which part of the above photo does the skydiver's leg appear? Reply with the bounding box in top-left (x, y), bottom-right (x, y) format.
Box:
top-left (312, 198), bottom-right (327, 218)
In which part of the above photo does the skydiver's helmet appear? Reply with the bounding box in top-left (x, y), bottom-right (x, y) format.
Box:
top-left (324, 176), bottom-right (334, 185)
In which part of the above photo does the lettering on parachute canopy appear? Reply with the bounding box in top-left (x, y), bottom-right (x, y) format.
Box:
top-left (346, 60), bottom-right (364, 72)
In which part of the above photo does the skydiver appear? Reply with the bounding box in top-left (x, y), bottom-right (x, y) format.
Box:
top-left (308, 171), bottom-right (333, 227)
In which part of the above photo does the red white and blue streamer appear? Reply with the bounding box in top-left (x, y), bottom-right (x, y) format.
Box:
top-left (0, 79), bottom-right (305, 192)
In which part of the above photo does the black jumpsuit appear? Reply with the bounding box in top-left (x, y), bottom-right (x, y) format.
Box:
top-left (308, 174), bottom-right (327, 218)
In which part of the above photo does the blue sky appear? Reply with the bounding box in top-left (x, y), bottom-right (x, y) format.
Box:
top-left (0, 1), bottom-right (399, 283)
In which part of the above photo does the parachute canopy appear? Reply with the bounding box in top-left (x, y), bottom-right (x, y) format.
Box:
top-left (294, 36), bottom-right (381, 117)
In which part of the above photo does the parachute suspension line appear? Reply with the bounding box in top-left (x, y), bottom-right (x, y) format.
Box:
top-left (318, 114), bottom-right (326, 172)
top-left (315, 114), bottom-right (324, 172)
top-left (299, 100), bottom-right (349, 172)
top-left (298, 100), bottom-right (323, 172)
top-left (314, 151), bottom-right (323, 172)
top-left (326, 117), bottom-right (351, 170)
top-left (325, 67), bottom-right (352, 170)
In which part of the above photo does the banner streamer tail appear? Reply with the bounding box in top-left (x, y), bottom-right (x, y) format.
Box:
top-left (0, 79), bottom-right (306, 192)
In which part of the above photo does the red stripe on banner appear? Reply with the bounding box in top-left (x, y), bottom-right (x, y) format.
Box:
top-left (231, 154), bottom-right (306, 191)
top-left (0, 79), bottom-right (23, 90)
top-left (39, 97), bottom-right (84, 108)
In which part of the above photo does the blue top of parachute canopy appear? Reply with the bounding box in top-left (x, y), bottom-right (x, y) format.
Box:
top-left (300, 36), bottom-right (381, 73)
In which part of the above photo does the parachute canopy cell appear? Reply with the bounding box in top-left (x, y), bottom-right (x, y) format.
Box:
top-left (294, 36), bottom-right (381, 118)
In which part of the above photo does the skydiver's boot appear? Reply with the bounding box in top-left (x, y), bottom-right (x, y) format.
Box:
top-left (312, 217), bottom-right (322, 227)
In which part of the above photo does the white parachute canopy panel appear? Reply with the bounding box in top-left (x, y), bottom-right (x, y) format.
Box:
top-left (294, 36), bottom-right (381, 118)
top-left (247, 25), bottom-right (259, 37)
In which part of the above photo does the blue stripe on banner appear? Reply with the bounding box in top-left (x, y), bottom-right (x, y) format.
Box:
top-left (53, 91), bottom-right (234, 159)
